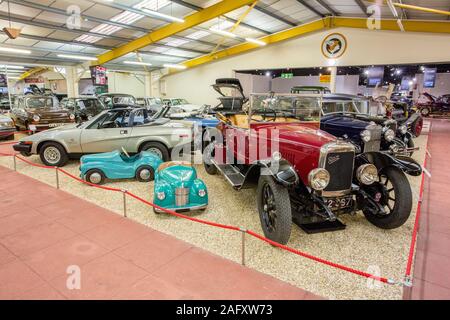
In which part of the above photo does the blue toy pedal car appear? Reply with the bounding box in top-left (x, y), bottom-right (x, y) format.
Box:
top-left (153, 161), bottom-right (208, 213)
top-left (80, 147), bottom-right (163, 185)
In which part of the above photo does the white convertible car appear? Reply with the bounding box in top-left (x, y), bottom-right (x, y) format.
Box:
top-left (13, 107), bottom-right (194, 167)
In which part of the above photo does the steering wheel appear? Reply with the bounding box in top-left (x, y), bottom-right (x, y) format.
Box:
top-left (121, 147), bottom-right (130, 158)
top-left (252, 108), bottom-right (277, 122)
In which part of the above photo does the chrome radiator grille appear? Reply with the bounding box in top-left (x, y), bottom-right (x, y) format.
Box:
top-left (320, 141), bottom-right (355, 194)
top-left (175, 188), bottom-right (189, 206)
top-left (363, 124), bottom-right (382, 153)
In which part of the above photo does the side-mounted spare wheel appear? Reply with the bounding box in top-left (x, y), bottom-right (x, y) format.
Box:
top-left (39, 142), bottom-right (69, 167)
top-left (256, 175), bottom-right (292, 245)
top-left (362, 166), bottom-right (412, 229)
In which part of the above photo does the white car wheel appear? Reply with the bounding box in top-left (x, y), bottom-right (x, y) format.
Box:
top-left (43, 146), bottom-right (61, 165)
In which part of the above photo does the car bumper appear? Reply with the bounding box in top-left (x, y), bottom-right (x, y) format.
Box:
top-left (13, 142), bottom-right (32, 154)
top-left (28, 123), bottom-right (71, 131)
top-left (153, 203), bottom-right (208, 213)
top-left (0, 127), bottom-right (15, 138)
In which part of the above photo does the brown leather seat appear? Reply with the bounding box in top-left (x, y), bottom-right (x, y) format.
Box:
top-left (158, 161), bottom-right (192, 171)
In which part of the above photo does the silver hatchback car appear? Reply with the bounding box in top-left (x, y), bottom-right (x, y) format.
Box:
top-left (14, 107), bottom-right (194, 167)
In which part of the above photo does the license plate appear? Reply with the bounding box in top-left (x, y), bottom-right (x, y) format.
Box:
top-left (325, 196), bottom-right (353, 210)
top-left (48, 123), bottom-right (65, 128)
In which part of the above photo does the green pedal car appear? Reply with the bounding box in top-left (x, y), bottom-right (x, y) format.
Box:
top-left (80, 147), bottom-right (163, 185)
top-left (153, 161), bottom-right (208, 213)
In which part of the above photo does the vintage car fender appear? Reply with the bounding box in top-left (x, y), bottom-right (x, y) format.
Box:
top-left (356, 151), bottom-right (422, 176)
top-left (240, 159), bottom-right (300, 189)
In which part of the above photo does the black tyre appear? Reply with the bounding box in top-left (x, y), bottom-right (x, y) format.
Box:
top-left (406, 138), bottom-right (415, 157)
top-left (362, 167), bottom-right (412, 229)
top-left (411, 116), bottom-right (423, 137)
top-left (256, 175), bottom-right (292, 245)
top-left (202, 142), bottom-right (217, 175)
top-left (420, 107), bottom-right (430, 117)
top-left (135, 165), bottom-right (155, 182)
top-left (85, 169), bottom-right (106, 185)
top-left (39, 142), bottom-right (68, 167)
top-left (140, 141), bottom-right (169, 161)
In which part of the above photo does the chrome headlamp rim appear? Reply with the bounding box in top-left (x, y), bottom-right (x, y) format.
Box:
top-left (360, 129), bottom-right (371, 143)
top-left (356, 164), bottom-right (378, 185)
top-left (398, 124), bottom-right (407, 135)
top-left (384, 128), bottom-right (395, 142)
top-left (308, 168), bottom-right (330, 191)
top-left (32, 115), bottom-right (40, 122)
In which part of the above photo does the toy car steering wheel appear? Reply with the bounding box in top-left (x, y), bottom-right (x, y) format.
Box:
top-left (121, 147), bottom-right (131, 158)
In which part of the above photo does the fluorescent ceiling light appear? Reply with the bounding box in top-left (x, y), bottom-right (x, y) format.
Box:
top-left (7, 76), bottom-right (20, 79)
top-left (163, 64), bottom-right (187, 70)
top-left (0, 47), bottom-right (31, 54)
top-left (245, 38), bottom-right (266, 46)
top-left (141, 9), bottom-right (184, 23)
top-left (57, 54), bottom-right (98, 61)
top-left (123, 61), bottom-right (153, 66)
top-left (0, 65), bottom-right (25, 69)
top-left (209, 28), bottom-right (236, 38)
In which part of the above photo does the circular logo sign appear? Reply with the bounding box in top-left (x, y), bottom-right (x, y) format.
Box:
top-left (321, 33), bottom-right (347, 59)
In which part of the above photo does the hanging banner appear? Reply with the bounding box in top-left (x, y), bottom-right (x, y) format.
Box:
top-left (90, 65), bottom-right (107, 86)
top-left (423, 67), bottom-right (437, 88)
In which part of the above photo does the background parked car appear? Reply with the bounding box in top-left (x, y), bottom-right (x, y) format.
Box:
top-left (60, 96), bottom-right (106, 123)
top-left (13, 107), bottom-right (194, 167)
top-left (162, 98), bottom-right (203, 112)
top-left (0, 114), bottom-right (15, 140)
top-left (416, 92), bottom-right (450, 116)
top-left (136, 97), bottom-right (164, 115)
top-left (98, 93), bottom-right (137, 108)
top-left (10, 95), bottom-right (75, 132)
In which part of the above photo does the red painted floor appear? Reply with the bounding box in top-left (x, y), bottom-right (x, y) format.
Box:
top-left (411, 119), bottom-right (450, 299)
top-left (0, 164), bottom-right (319, 300)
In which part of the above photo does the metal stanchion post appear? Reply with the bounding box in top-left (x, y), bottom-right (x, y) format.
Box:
top-left (240, 228), bottom-right (246, 266)
top-left (13, 155), bottom-right (16, 171)
top-left (402, 276), bottom-right (413, 300)
top-left (55, 167), bottom-right (59, 189)
top-left (122, 190), bottom-right (127, 218)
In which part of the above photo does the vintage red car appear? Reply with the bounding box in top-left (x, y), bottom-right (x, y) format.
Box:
top-left (203, 93), bottom-right (422, 244)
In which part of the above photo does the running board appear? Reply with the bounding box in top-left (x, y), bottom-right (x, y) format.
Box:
top-left (212, 160), bottom-right (245, 188)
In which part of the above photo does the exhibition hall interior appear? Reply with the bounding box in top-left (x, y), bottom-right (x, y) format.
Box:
top-left (0, 0), bottom-right (449, 303)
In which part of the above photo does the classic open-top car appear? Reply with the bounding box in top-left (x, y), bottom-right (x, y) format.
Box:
top-left (136, 97), bottom-right (164, 115)
top-left (13, 107), bottom-right (194, 167)
top-left (11, 95), bottom-right (76, 132)
top-left (203, 93), bottom-right (421, 244)
top-left (0, 114), bottom-right (15, 140)
top-left (416, 92), bottom-right (450, 117)
top-left (153, 161), bottom-right (208, 213)
top-left (80, 147), bottom-right (162, 185)
top-left (320, 94), bottom-right (417, 156)
top-left (60, 96), bottom-right (106, 123)
top-left (161, 98), bottom-right (203, 113)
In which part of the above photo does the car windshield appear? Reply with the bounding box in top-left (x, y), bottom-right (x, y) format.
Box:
top-left (153, 105), bottom-right (186, 119)
top-left (88, 109), bottom-right (132, 129)
top-left (77, 99), bottom-right (105, 113)
top-left (164, 98), bottom-right (189, 106)
top-left (250, 94), bottom-right (321, 122)
top-left (322, 99), bottom-right (369, 115)
top-left (25, 97), bottom-right (55, 109)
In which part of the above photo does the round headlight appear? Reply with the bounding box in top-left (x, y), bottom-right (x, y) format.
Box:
top-left (308, 168), bottom-right (330, 191)
top-left (399, 125), bottom-right (407, 135)
top-left (356, 164), bottom-right (378, 185)
top-left (69, 114), bottom-right (75, 120)
top-left (198, 189), bottom-right (206, 197)
top-left (32, 115), bottom-right (40, 122)
top-left (384, 128), bottom-right (395, 142)
top-left (360, 130), bottom-right (371, 143)
top-left (156, 192), bottom-right (165, 200)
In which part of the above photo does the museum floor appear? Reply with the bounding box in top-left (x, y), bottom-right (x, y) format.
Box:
top-left (0, 164), bottom-right (318, 300)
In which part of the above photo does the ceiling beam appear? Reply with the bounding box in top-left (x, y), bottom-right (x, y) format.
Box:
top-left (295, 0), bottom-right (325, 17)
top-left (170, 0), bottom-right (271, 34)
top-left (354, 0), bottom-right (369, 17)
top-left (95, 0), bottom-right (257, 65)
top-left (0, 14), bottom-right (209, 56)
top-left (7, 0), bottom-right (221, 49)
top-left (315, 0), bottom-right (340, 16)
top-left (172, 17), bottom-right (450, 72)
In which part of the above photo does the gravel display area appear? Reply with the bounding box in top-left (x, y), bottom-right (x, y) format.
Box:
top-left (0, 134), bottom-right (427, 299)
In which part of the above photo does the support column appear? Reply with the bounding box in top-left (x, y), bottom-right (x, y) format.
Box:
top-left (65, 66), bottom-right (79, 98)
top-left (144, 72), bottom-right (152, 97)
top-left (329, 66), bottom-right (337, 93)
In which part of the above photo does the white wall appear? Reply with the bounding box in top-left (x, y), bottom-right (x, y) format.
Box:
top-left (270, 75), bottom-right (360, 94)
top-left (162, 27), bottom-right (450, 105)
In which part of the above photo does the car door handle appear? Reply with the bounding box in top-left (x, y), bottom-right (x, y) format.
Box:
top-left (120, 130), bottom-right (128, 135)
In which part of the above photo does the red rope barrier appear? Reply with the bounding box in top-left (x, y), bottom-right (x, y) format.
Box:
top-left (1, 151), bottom-right (396, 285)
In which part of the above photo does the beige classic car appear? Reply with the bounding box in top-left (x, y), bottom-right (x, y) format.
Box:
top-left (13, 107), bottom-right (194, 167)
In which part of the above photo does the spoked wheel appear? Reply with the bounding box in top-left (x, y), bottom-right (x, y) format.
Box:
top-left (420, 107), bottom-right (430, 117)
top-left (362, 167), bottom-right (412, 229)
top-left (412, 116), bottom-right (423, 137)
top-left (256, 176), bottom-right (292, 244)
